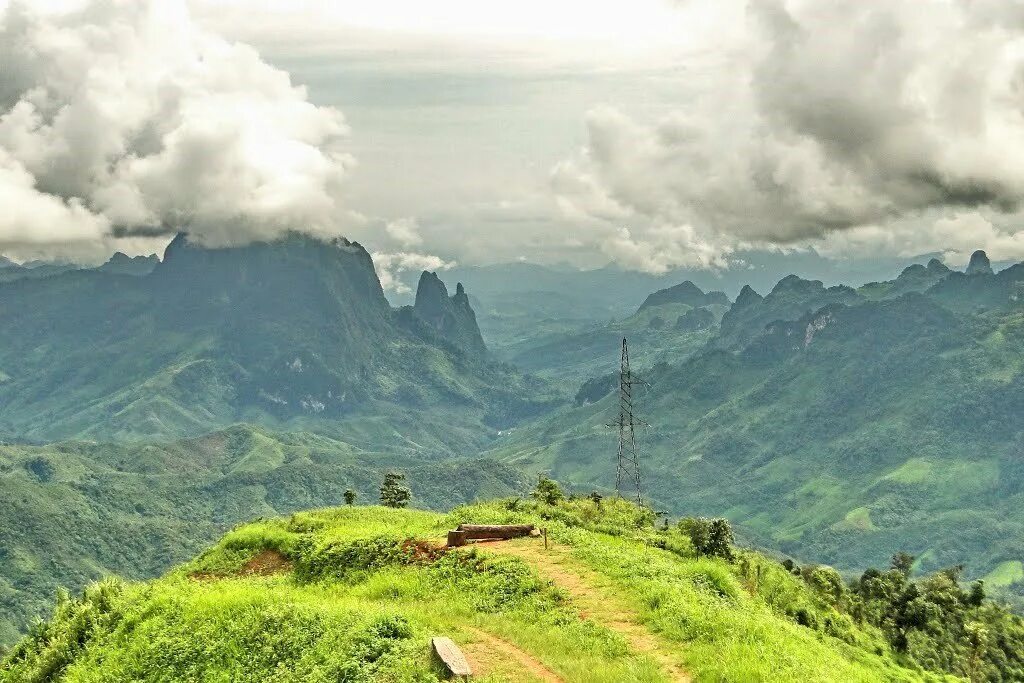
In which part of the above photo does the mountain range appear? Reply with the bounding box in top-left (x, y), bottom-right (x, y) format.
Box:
top-left (5, 235), bottom-right (1024, 647)
top-left (0, 234), bottom-right (557, 451)
top-left (491, 250), bottom-right (1024, 606)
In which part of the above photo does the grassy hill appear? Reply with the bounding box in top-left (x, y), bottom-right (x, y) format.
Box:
top-left (489, 255), bottom-right (1024, 606)
top-left (0, 426), bottom-right (529, 645)
top-left (9, 496), bottom-right (1018, 681)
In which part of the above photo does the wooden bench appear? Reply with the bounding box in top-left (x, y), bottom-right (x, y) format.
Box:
top-left (431, 636), bottom-right (472, 679)
top-left (446, 524), bottom-right (536, 547)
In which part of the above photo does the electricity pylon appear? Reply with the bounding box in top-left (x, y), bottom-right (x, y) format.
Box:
top-left (607, 338), bottom-right (647, 505)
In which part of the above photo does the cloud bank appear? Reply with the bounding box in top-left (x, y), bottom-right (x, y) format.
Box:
top-left (0, 0), bottom-right (353, 262)
top-left (553, 0), bottom-right (1024, 270)
top-left (371, 251), bottom-right (456, 294)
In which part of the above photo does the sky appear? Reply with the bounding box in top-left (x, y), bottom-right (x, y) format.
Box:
top-left (4, 0), bottom-right (1024, 287)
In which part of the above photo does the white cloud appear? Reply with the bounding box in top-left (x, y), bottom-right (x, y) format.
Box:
top-left (553, 0), bottom-right (1024, 267)
top-left (601, 225), bottom-right (732, 274)
top-left (371, 251), bottom-right (456, 293)
top-left (384, 217), bottom-right (423, 247)
top-left (0, 0), bottom-right (353, 260)
top-left (815, 211), bottom-right (1024, 267)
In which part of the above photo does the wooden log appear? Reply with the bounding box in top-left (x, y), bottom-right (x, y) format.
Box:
top-left (456, 524), bottom-right (535, 540)
top-left (446, 530), bottom-right (467, 547)
top-left (431, 636), bottom-right (472, 678)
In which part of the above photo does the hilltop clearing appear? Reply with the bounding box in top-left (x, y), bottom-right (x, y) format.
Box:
top-left (7, 496), bottom-right (1019, 681)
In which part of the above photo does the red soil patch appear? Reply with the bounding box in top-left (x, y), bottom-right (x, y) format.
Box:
top-left (189, 549), bottom-right (293, 581)
top-left (240, 549), bottom-right (293, 576)
top-left (400, 539), bottom-right (449, 563)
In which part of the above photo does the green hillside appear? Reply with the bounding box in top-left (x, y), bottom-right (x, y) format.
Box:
top-left (0, 426), bottom-right (529, 645)
top-left (489, 255), bottom-right (1024, 606)
top-left (9, 496), bottom-right (1019, 681)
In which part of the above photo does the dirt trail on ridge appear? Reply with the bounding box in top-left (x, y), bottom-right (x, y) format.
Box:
top-left (462, 627), bottom-right (564, 682)
top-left (476, 539), bottom-right (691, 683)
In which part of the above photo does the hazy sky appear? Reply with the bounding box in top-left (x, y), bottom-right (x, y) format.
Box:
top-left (5, 0), bottom-right (1024, 286)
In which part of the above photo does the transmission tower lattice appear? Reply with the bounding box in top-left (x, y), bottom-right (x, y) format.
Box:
top-left (607, 337), bottom-right (647, 505)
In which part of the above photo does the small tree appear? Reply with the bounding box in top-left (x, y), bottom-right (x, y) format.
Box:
top-left (679, 517), bottom-right (734, 561)
top-left (588, 491), bottom-right (603, 507)
top-left (967, 580), bottom-right (986, 607)
top-left (707, 518), bottom-right (735, 561)
top-left (891, 551), bottom-right (915, 577)
top-left (379, 472), bottom-right (411, 508)
top-left (531, 474), bottom-right (564, 506)
top-left (343, 489), bottom-right (356, 506)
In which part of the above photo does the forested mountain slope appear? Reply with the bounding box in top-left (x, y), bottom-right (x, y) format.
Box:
top-left (0, 234), bottom-right (559, 449)
top-left (490, 253), bottom-right (1024, 604)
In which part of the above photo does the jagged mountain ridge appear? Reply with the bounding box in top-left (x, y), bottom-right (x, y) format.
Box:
top-left (0, 234), bottom-right (557, 447)
top-left (490, 251), bottom-right (1024, 600)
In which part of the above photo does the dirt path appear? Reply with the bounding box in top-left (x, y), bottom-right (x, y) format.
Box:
top-left (476, 539), bottom-right (691, 683)
top-left (462, 627), bottom-right (563, 683)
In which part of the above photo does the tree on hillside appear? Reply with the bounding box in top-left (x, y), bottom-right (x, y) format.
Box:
top-left (968, 580), bottom-right (985, 607)
top-left (679, 517), bottom-right (735, 561)
top-left (891, 551), bottom-right (915, 577)
top-left (531, 474), bottom-right (564, 506)
top-left (379, 472), bottom-right (411, 508)
top-left (343, 489), bottom-right (356, 506)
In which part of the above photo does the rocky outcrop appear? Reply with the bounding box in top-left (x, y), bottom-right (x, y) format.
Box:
top-left (733, 285), bottom-right (763, 309)
top-left (717, 277), bottom-right (861, 350)
top-left (412, 272), bottom-right (487, 357)
top-left (966, 250), bottom-right (993, 276)
top-left (97, 252), bottom-right (159, 276)
top-left (927, 258), bottom-right (951, 276)
top-left (675, 307), bottom-right (716, 332)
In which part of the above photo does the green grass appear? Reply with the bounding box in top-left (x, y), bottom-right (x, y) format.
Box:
top-left (883, 459), bottom-right (933, 485)
top-left (984, 561), bottom-right (1024, 588)
top-left (2, 498), bottom-right (959, 682)
top-left (833, 507), bottom-right (877, 532)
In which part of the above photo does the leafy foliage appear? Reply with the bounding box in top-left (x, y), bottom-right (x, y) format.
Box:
top-left (677, 517), bottom-right (734, 561)
top-left (379, 472), bottom-right (412, 509)
top-left (530, 474), bottom-right (565, 506)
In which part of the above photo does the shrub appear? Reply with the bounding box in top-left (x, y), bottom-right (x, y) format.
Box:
top-left (531, 474), bottom-right (564, 506)
top-left (678, 517), bottom-right (734, 561)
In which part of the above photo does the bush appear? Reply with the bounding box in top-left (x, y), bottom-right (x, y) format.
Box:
top-left (678, 517), bottom-right (734, 561)
top-left (531, 474), bottom-right (564, 506)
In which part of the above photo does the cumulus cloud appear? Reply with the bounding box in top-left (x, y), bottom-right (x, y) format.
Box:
top-left (371, 251), bottom-right (456, 294)
top-left (553, 0), bottom-right (1024, 268)
top-left (0, 0), bottom-right (353, 261)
